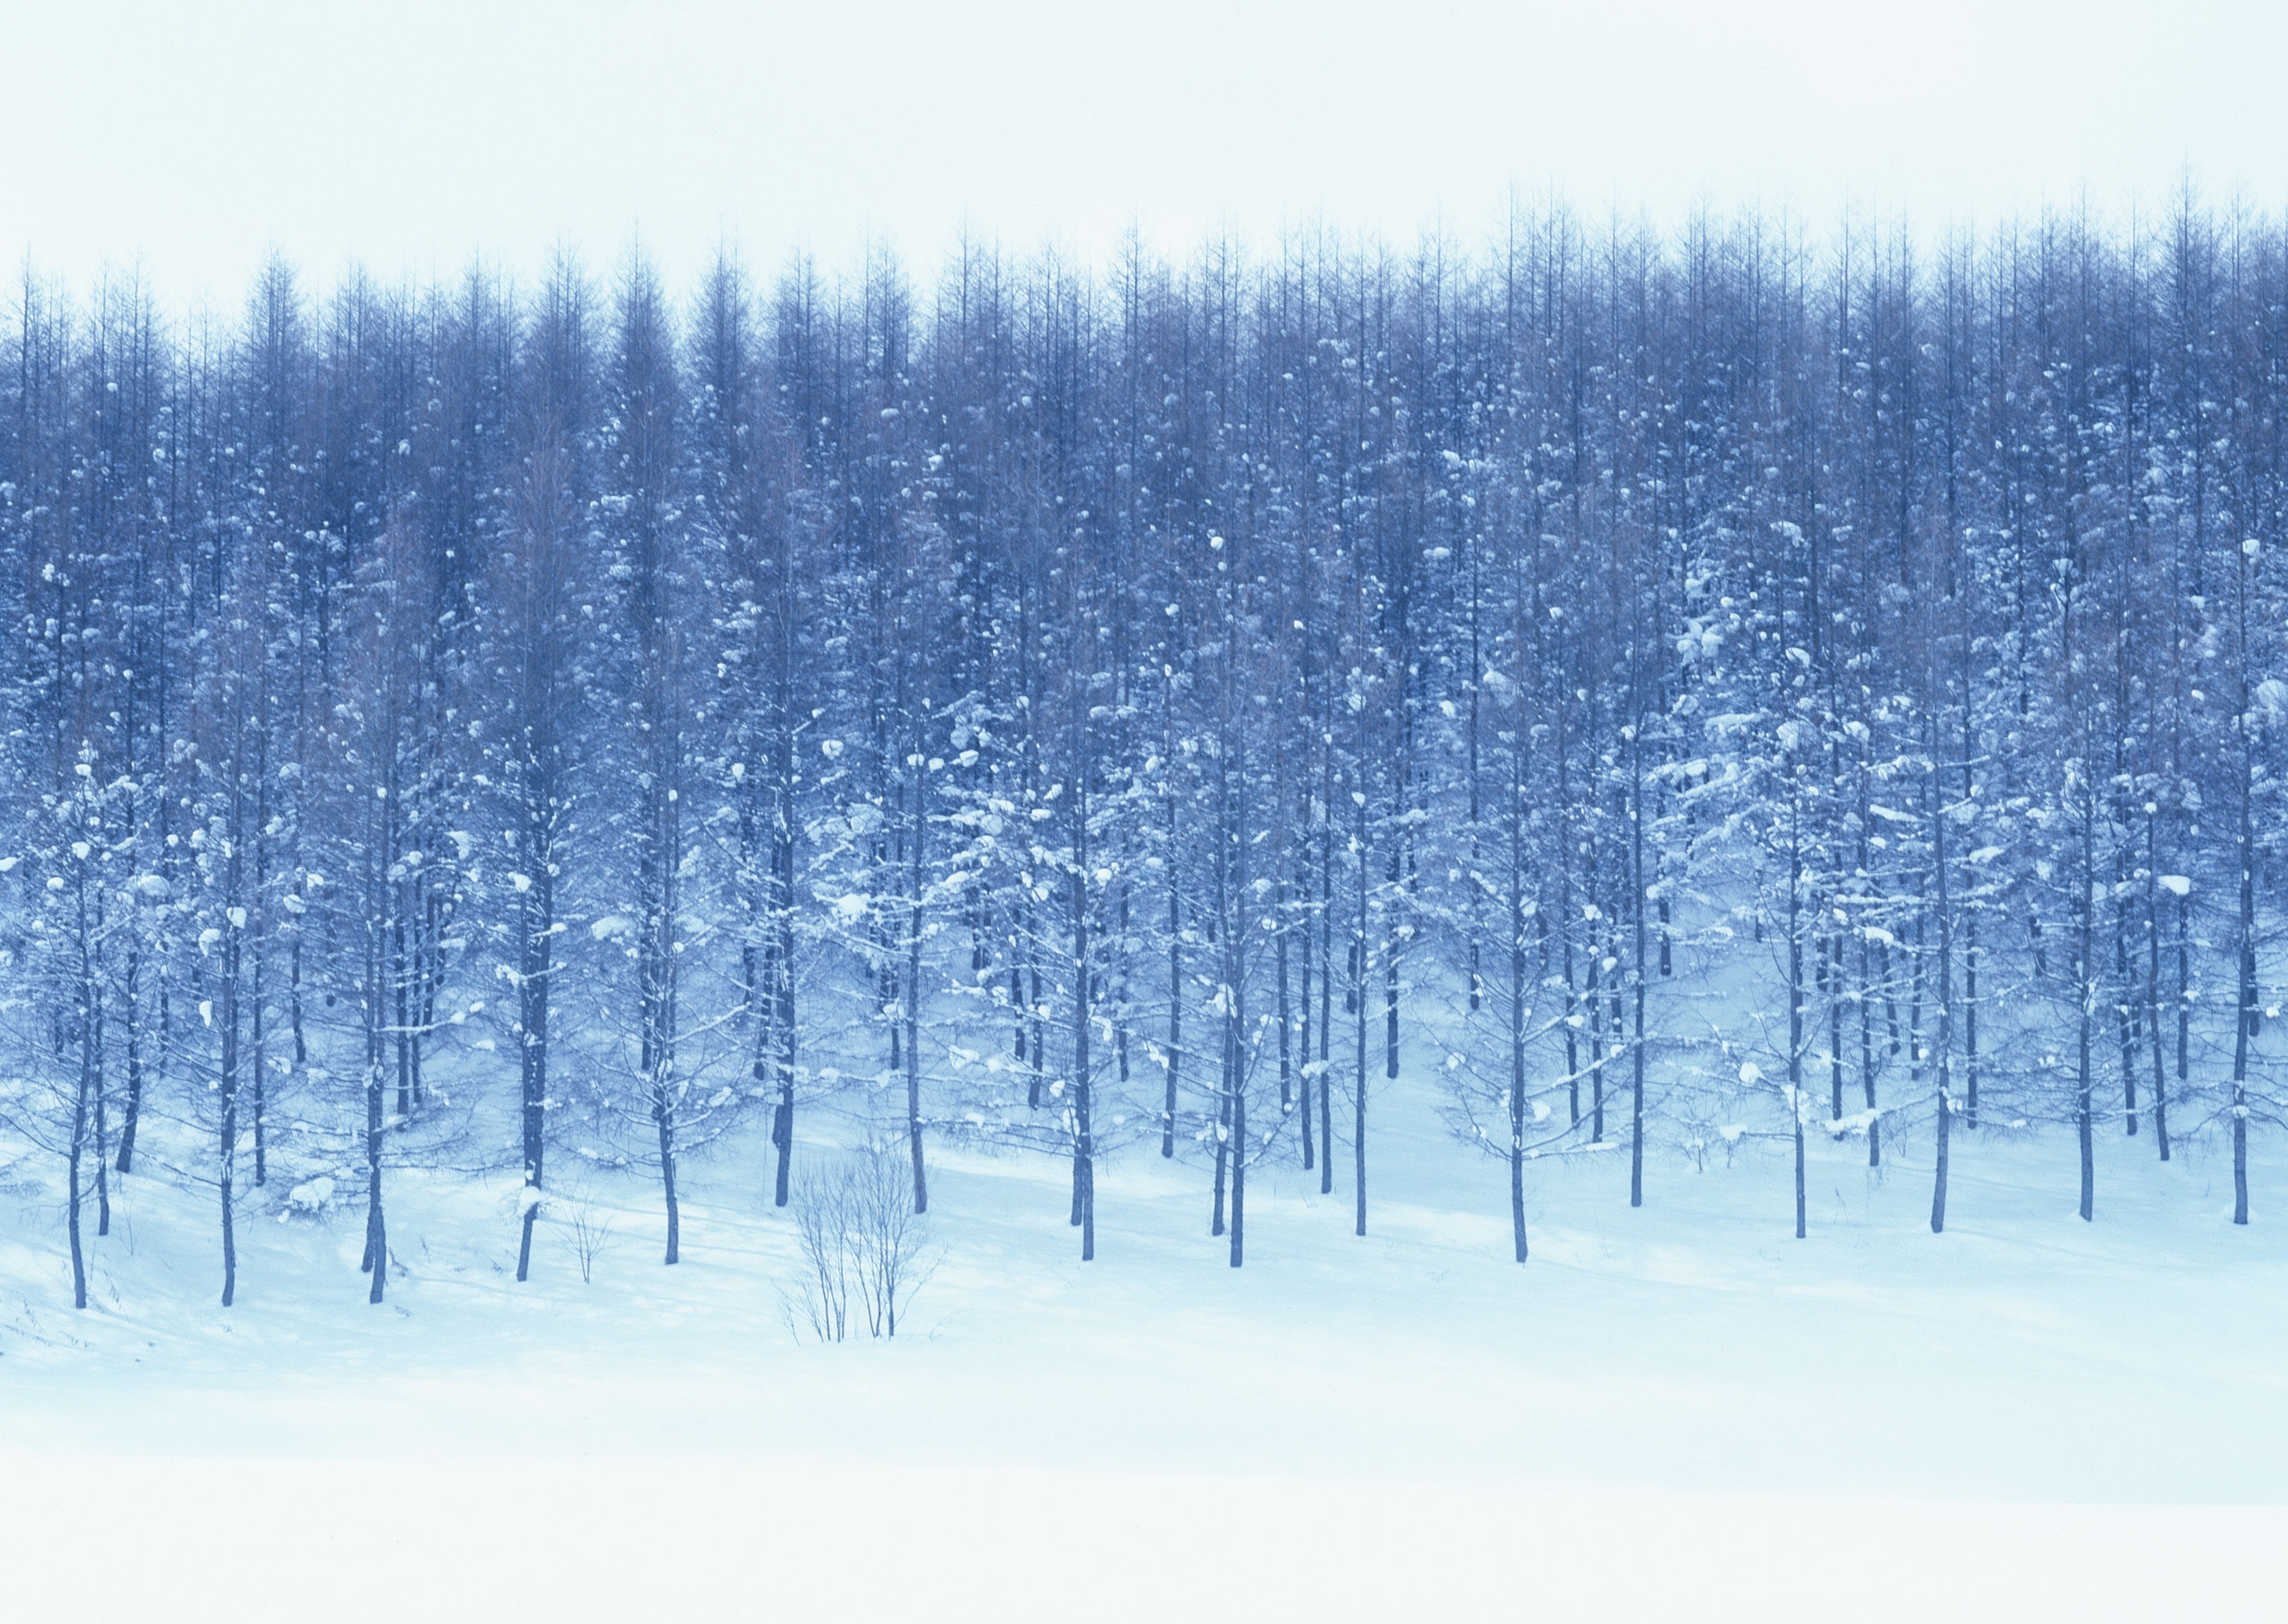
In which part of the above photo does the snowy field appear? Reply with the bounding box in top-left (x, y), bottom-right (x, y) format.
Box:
top-left (5, 1061), bottom-right (2284, 1621)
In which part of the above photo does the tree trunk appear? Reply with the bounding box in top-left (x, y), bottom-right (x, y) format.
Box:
top-left (773, 808), bottom-right (798, 1208)
top-left (1558, 711), bottom-right (1580, 1125)
top-left (92, 991), bottom-right (108, 1238)
top-left (1229, 966), bottom-right (1246, 1270)
top-left (1211, 1014), bottom-right (1231, 1237)
top-left (1930, 756), bottom-right (1954, 1232)
top-left (2234, 727), bottom-right (2255, 1225)
top-left (655, 1091), bottom-right (679, 1265)
top-left (1276, 875), bottom-right (1292, 1114)
top-left (1860, 929), bottom-right (1880, 1168)
top-left (67, 973), bottom-right (91, 1310)
top-left (2117, 905), bottom-right (2139, 1136)
top-left (220, 929), bottom-right (241, 1306)
top-left (116, 944), bottom-right (143, 1174)
top-left (1071, 862), bottom-right (1094, 1260)
top-left (1163, 886), bottom-right (1181, 1159)
top-left (907, 772), bottom-right (928, 1215)
top-left (2077, 802), bottom-right (2096, 1225)
top-left (1509, 750), bottom-right (1530, 1263)
top-left (364, 1009), bottom-right (386, 1307)
top-left (2175, 890), bottom-right (2190, 1167)
top-left (1587, 948), bottom-right (1604, 1142)
top-left (1630, 726), bottom-right (1647, 1210)
top-left (1788, 810), bottom-right (1806, 1241)
top-left (516, 852), bottom-right (552, 1281)
top-left (1319, 800), bottom-right (1334, 1195)
top-left (1964, 911), bottom-right (1980, 1129)
top-left (2148, 810), bottom-right (2171, 1162)
top-left (250, 940), bottom-right (267, 1188)
top-left (1354, 784), bottom-right (1370, 1236)
top-left (1297, 799), bottom-right (1315, 1172)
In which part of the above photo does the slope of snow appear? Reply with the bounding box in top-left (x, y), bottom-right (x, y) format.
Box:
top-left (3, 1056), bottom-right (2283, 1619)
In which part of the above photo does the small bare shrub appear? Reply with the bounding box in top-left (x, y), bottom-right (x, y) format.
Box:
top-left (781, 1146), bottom-right (933, 1342)
top-left (568, 1200), bottom-right (617, 1284)
top-left (547, 1165), bottom-right (620, 1284)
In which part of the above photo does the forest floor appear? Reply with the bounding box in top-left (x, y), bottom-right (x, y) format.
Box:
top-left (2, 1056), bottom-right (2283, 1620)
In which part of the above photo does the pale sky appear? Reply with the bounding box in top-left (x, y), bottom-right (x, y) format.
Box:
top-left (5, 0), bottom-right (2284, 302)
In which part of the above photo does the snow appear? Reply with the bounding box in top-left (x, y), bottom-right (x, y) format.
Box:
top-left (1, 1456), bottom-right (2271, 1624)
top-left (4, 1058), bottom-right (2283, 1618)
top-left (281, 1176), bottom-right (334, 1214)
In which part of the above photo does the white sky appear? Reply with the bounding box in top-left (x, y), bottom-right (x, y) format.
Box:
top-left (5, 0), bottom-right (2285, 302)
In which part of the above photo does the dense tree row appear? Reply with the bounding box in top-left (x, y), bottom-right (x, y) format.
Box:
top-left (5, 195), bottom-right (2286, 1304)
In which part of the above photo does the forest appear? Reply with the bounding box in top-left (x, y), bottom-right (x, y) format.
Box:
top-left (5, 194), bottom-right (2285, 1311)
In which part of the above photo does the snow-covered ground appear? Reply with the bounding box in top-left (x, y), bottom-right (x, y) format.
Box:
top-left (4, 1060), bottom-right (2283, 1620)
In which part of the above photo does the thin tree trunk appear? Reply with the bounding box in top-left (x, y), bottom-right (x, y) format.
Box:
top-left (92, 991), bottom-right (108, 1237)
top-left (116, 944), bottom-right (143, 1173)
top-left (1558, 710), bottom-right (1580, 1125)
top-left (2176, 889), bottom-right (2190, 1168)
top-left (1965, 910), bottom-right (1981, 1128)
top-left (1354, 784), bottom-right (1369, 1237)
top-left (251, 939), bottom-right (267, 1187)
top-left (1319, 797), bottom-right (1334, 1195)
top-left (1229, 904), bottom-right (1246, 1270)
top-left (1297, 798), bottom-right (1315, 1172)
top-left (1630, 725), bottom-right (1647, 1210)
top-left (1827, 937), bottom-right (1844, 1120)
top-left (2077, 800), bottom-right (2096, 1225)
top-left (1072, 860), bottom-right (1094, 1259)
top-left (1931, 756), bottom-right (1954, 1232)
top-left (2148, 812), bottom-right (2171, 1161)
top-left (516, 854), bottom-right (552, 1281)
top-left (2117, 904), bottom-right (2140, 1136)
top-left (1163, 887), bottom-right (1180, 1159)
top-left (1587, 944), bottom-right (1604, 1142)
top-left (1860, 929), bottom-right (1880, 1168)
top-left (907, 771), bottom-right (928, 1215)
top-left (2234, 731), bottom-right (2255, 1225)
top-left (67, 972), bottom-right (91, 1310)
top-left (364, 935), bottom-right (386, 1305)
top-left (220, 930), bottom-right (241, 1306)
top-left (655, 1090), bottom-right (679, 1264)
top-left (1211, 1012), bottom-right (1231, 1236)
top-left (773, 807), bottom-right (797, 1208)
top-left (1277, 839), bottom-right (1292, 1115)
top-left (1510, 745), bottom-right (1529, 1262)
top-left (1789, 811), bottom-right (1806, 1241)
